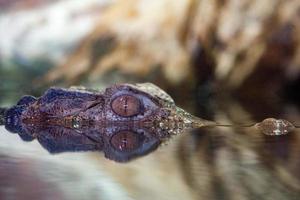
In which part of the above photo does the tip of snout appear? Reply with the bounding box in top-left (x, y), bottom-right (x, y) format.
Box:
top-left (4, 106), bottom-right (23, 133)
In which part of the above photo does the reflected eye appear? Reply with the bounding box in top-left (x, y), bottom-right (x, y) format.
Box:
top-left (111, 95), bottom-right (141, 117)
top-left (110, 131), bottom-right (140, 151)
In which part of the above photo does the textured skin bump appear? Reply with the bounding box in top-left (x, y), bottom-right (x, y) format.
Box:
top-left (17, 95), bottom-right (37, 106)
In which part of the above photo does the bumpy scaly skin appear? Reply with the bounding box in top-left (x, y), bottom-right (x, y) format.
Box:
top-left (4, 83), bottom-right (207, 162)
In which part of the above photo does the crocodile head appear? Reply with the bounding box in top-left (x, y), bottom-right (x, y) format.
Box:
top-left (4, 83), bottom-right (210, 162)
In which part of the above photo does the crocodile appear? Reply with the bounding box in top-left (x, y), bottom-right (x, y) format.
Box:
top-left (1, 83), bottom-right (215, 162)
top-left (0, 83), bottom-right (295, 162)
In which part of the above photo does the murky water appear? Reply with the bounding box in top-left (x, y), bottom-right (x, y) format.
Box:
top-left (1, 81), bottom-right (300, 200)
top-left (1, 0), bottom-right (300, 199)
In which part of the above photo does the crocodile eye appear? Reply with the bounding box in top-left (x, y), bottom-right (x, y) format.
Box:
top-left (111, 95), bottom-right (141, 117)
top-left (110, 131), bottom-right (140, 151)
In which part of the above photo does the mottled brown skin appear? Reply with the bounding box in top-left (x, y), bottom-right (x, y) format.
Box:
top-left (4, 83), bottom-right (206, 162)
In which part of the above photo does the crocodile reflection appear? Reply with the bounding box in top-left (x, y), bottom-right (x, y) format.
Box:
top-left (13, 122), bottom-right (161, 162)
top-left (3, 83), bottom-right (207, 162)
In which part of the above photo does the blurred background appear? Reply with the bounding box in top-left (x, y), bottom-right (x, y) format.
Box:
top-left (1, 0), bottom-right (300, 199)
